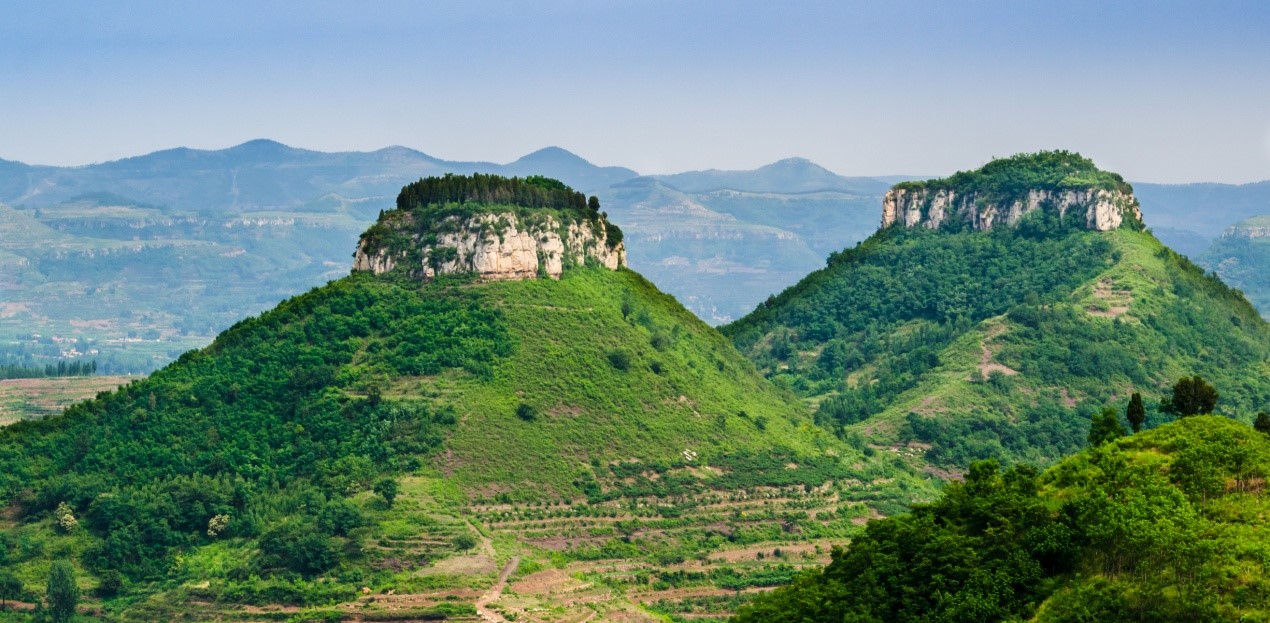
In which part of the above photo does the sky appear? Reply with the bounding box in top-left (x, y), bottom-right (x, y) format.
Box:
top-left (3, 1), bottom-right (1269, 183)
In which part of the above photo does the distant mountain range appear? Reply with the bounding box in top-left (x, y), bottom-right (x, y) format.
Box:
top-left (1, 140), bottom-right (1266, 374)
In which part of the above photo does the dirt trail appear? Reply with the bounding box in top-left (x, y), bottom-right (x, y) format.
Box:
top-left (476, 555), bottom-right (521, 622)
top-left (468, 518), bottom-right (520, 623)
top-left (976, 325), bottom-right (1018, 378)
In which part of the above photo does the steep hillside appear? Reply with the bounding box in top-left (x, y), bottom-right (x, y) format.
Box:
top-left (1202, 215), bottom-right (1270, 318)
top-left (724, 152), bottom-right (1270, 473)
top-left (0, 176), bottom-right (927, 622)
top-left (736, 416), bottom-right (1270, 622)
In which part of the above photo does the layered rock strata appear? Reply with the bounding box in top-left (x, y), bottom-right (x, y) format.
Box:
top-left (881, 187), bottom-right (1143, 232)
top-left (353, 212), bottom-right (625, 280)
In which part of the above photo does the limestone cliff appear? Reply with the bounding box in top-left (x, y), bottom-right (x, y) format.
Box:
top-left (353, 211), bottom-right (625, 281)
top-left (1222, 216), bottom-right (1270, 239)
top-left (882, 187), bottom-right (1143, 232)
top-left (879, 151), bottom-right (1145, 232)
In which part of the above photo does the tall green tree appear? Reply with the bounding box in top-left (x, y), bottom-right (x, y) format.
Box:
top-left (0, 570), bottom-right (22, 610)
top-left (1089, 407), bottom-right (1127, 446)
top-left (1126, 392), bottom-right (1146, 433)
top-left (1161, 375), bottom-right (1219, 417)
top-left (374, 478), bottom-right (399, 508)
top-left (46, 560), bottom-right (78, 623)
top-left (1255, 412), bottom-right (1270, 435)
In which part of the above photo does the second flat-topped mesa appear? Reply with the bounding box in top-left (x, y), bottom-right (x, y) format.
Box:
top-left (353, 173), bottom-right (626, 281)
top-left (881, 151), bottom-right (1144, 232)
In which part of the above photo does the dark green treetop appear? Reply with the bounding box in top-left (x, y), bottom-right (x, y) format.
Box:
top-left (893, 150), bottom-right (1133, 203)
top-left (1162, 374), bottom-right (1220, 417)
top-left (1126, 392), bottom-right (1147, 433)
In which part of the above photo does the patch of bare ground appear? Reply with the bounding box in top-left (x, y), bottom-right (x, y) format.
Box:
top-left (629, 586), bottom-right (777, 604)
top-left (912, 394), bottom-right (948, 416)
top-left (709, 542), bottom-right (832, 564)
top-left (922, 465), bottom-right (964, 481)
top-left (976, 327), bottom-right (1019, 379)
top-left (423, 553), bottom-right (498, 576)
top-left (357, 588), bottom-right (482, 607)
top-left (511, 569), bottom-right (599, 596)
top-left (0, 302), bottom-right (30, 318)
top-left (1087, 279), bottom-right (1132, 318)
top-left (851, 507), bottom-right (886, 526)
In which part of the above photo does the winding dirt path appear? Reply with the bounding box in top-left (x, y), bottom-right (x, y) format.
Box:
top-left (476, 555), bottom-right (521, 622)
top-left (466, 518), bottom-right (520, 622)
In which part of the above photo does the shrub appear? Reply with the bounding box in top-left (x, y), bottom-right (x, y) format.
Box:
top-left (516, 403), bottom-right (538, 422)
top-left (607, 350), bottom-right (631, 371)
top-left (258, 520), bottom-right (339, 577)
top-left (373, 479), bottom-right (399, 508)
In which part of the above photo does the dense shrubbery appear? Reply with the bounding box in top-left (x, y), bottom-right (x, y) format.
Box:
top-left (395, 173), bottom-right (593, 216)
top-left (726, 224), bottom-right (1113, 430)
top-left (0, 274), bottom-right (511, 581)
top-left (735, 417), bottom-right (1270, 622)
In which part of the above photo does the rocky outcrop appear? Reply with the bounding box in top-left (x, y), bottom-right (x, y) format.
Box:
top-left (1223, 223), bottom-right (1270, 239)
top-left (881, 187), bottom-right (1143, 232)
top-left (353, 212), bottom-right (625, 281)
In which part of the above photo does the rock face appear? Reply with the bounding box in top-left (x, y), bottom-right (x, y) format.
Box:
top-left (1223, 224), bottom-right (1270, 239)
top-left (353, 212), bottom-right (625, 281)
top-left (881, 187), bottom-right (1143, 232)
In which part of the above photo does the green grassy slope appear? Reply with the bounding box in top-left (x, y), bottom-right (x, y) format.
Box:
top-left (432, 268), bottom-right (840, 498)
top-left (0, 264), bottom-right (928, 620)
top-left (724, 222), bottom-right (1270, 473)
top-left (735, 416), bottom-right (1270, 623)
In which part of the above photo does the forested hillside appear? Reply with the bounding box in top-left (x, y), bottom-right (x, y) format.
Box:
top-left (724, 154), bottom-right (1270, 474)
top-left (736, 416), bottom-right (1270, 622)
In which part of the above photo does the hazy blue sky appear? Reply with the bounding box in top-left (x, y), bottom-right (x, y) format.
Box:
top-left (3, 1), bottom-right (1269, 182)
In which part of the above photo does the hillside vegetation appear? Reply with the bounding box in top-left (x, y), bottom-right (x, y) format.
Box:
top-left (1202, 216), bottom-right (1270, 318)
top-left (0, 178), bottom-right (932, 622)
top-left (736, 416), bottom-right (1270, 622)
top-left (893, 151), bottom-right (1132, 201)
top-left (725, 160), bottom-right (1270, 473)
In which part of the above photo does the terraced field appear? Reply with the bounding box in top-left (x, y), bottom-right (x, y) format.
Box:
top-left (121, 464), bottom-right (923, 623)
top-left (0, 375), bottom-right (132, 423)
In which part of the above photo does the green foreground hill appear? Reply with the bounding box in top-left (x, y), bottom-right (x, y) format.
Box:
top-left (736, 415), bottom-right (1270, 622)
top-left (0, 176), bottom-right (927, 622)
top-left (724, 152), bottom-right (1270, 473)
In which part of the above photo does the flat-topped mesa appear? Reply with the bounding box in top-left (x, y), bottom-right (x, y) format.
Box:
top-left (881, 151), bottom-right (1144, 232)
top-left (1223, 216), bottom-right (1270, 239)
top-left (353, 173), bottom-right (626, 281)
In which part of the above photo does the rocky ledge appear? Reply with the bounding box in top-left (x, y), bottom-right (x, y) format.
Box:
top-left (882, 187), bottom-right (1143, 232)
top-left (354, 211), bottom-right (625, 281)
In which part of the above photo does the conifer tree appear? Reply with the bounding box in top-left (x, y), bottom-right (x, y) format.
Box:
top-left (1255, 412), bottom-right (1270, 435)
top-left (1126, 392), bottom-right (1146, 433)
